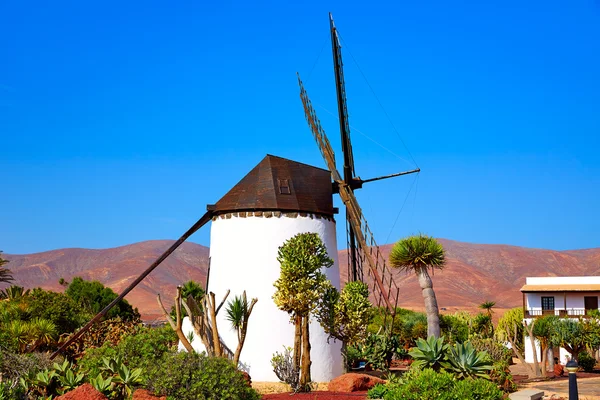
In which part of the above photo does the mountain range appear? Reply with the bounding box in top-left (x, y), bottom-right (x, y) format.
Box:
top-left (3, 239), bottom-right (599, 320)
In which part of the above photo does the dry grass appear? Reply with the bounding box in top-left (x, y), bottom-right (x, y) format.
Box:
top-left (252, 382), bottom-right (329, 394)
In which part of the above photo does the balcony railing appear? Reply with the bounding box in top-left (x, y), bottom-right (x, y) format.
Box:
top-left (524, 308), bottom-right (595, 318)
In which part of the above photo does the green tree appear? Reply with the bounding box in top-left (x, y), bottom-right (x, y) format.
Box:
top-left (170, 280), bottom-right (205, 319)
top-left (440, 314), bottom-right (469, 344)
top-left (225, 291), bottom-right (257, 366)
top-left (473, 313), bottom-right (493, 338)
top-left (316, 281), bottom-right (372, 370)
top-left (66, 277), bottom-right (140, 321)
top-left (532, 315), bottom-right (558, 376)
top-left (479, 301), bottom-right (496, 318)
top-left (318, 281), bottom-right (371, 345)
top-left (389, 234), bottom-right (446, 338)
top-left (273, 232), bottom-right (333, 391)
top-left (550, 318), bottom-right (590, 360)
top-left (0, 251), bottom-right (13, 285)
top-left (25, 288), bottom-right (86, 335)
top-left (496, 307), bottom-right (540, 378)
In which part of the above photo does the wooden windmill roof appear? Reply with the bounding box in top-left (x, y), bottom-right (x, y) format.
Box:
top-left (208, 155), bottom-right (335, 216)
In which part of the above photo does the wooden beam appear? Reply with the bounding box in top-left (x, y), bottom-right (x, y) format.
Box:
top-left (51, 211), bottom-right (214, 359)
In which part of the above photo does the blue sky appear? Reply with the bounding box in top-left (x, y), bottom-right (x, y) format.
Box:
top-left (1, 0), bottom-right (599, 254)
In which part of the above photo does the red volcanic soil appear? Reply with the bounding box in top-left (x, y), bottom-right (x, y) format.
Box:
top-left (4, 238), bottom-right (599, 320)
top-left (263, 393), bottom-right (367, 400)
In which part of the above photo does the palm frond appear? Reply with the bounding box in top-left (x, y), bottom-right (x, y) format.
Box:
top-left (389, 234), bottom-right (446, 273)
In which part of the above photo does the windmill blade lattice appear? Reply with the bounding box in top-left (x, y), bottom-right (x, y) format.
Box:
top-left (298, 76), bottom-right (400, 316)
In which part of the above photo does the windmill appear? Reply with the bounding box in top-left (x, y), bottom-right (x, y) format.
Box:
top-left (297, 13), bottom-right (419, 317)
top-left (51, 13), bottom-right (418, 381)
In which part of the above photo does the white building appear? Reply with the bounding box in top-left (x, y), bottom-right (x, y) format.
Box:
top-left (521, 276), bottom-right (600, 363)
top-left (180, 155), bottom-right (342, 382)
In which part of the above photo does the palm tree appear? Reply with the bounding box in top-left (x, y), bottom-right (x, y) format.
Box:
top-left (226, 291), bottom-right (257, 366)
top-left (2, 285), bottom-right (30, 300)
top-left (29, 317), bottom-right (58, 351)
top-left (181, 280), bottom-right (205, 301)
top-left (479, 300), bottom-right (496, 318)
top-left (389, 234), bottom-right (446, 338)
top-left (0, 251), bottom-right (13, 285)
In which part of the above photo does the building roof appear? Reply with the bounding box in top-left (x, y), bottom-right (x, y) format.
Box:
top-left (521, 284), bottom-right (600, 292)
top-left (208, 154), bottom-right (335, 216)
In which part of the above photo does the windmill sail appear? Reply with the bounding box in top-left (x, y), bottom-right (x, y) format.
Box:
top-left (298, 76), bottom-right (400, 315)
top-left (329, 13), bottom-right (362, 284)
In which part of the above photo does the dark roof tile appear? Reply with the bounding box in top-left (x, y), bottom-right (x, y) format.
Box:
top-left (210, 155), bottom-right (334, 216)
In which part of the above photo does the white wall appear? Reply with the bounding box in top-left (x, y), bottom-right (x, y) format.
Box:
top-left (525, 292), bottom-right (600, 313)
top-left (524, 334), bottom-right (570, 364)
top-left (201, 214), bottom-right (342, 382)
top-left (526, 277), bottom-right (600, 285)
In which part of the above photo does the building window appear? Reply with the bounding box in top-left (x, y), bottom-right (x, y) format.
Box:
top-left (278, 179), bottom-right (291, 195)
top-left (541, 296), bottom-right (555, 311)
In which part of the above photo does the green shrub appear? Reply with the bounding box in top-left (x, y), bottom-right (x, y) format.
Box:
top-left (452, 377), bottom-right (503, 399)
top-left (271, 347), bottom-right (299, 392)
top-left (469, 337), bottom-right (512, 364)
top-left (362, 333), bottom-right (400, 371)
top-left (145, 351), bottom-right (260, 400)
top-left (0, 349), bottom-right (57, 382)
top-left (381, 368), bottom-right (503, 400)
top-left (577, 351), bottom-right (596, 372)
top-left (0, 381), bottom-right (25, 400)
top-left (343, 343), bottom-right (364, 370)
top-left (384, 368), bottom-right (455, 400)
top-left (66, 277), bottom-right (139, 321)
top-left (78, 344), bottom-right (118, 376)
top-left (116, 325), bottom-right (177, 370)
top-left (489, 360), bottom-right (517, 392)
top-left (367, 383), bottom-right (388, 399)
top-left (440, 314), bottom-right (469, 343)
top-left (78, 325), bottom-right (176, 378)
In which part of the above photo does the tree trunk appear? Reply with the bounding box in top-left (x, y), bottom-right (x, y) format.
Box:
top-left (507, 322), bottom-right (537, 378)
top-left (416, 269), bottom-right (441, 338)
top-left (341, 341), bottom-right (349, 373)
top-left (208, 292), bottom-right (222, 357)
top-left (157, 292), bottom-right (194, 353)
top-left (548, 347), bottom-right (555, 375)
top-left (293, 314), bottom-right (302, 374)
top-left (540, 342), bottom-right (547, 377)
top-left (524, 320), bottom-right (541, 377)
top-left (233, 295), bottom-right (257, 366)
top-left (300, 315), bottom-right (312, 390)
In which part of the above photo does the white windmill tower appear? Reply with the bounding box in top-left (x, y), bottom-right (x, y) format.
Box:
top-left (199, 154), bottom-right (343, 382)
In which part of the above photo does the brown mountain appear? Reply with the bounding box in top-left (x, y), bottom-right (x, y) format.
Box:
top-left (2, 241), bottom-right (209, 320)
top-left (3, 239), bottom-right (599, 319)
top-left (339, 239), bottom-right (600, 316)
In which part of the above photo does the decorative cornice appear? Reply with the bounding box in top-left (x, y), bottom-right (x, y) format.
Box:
top-left (212, 211), bottom-right (335, 222)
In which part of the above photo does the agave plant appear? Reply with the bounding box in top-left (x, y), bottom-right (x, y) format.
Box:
top-left (29, 369), bottom-right (57, 397)
top-left (408, 335), bottom-right (449, 371)
top-left (113, 363), bottom-right (143, 398)
top-left (57, 369), bottom-right (85, 393)
top-left (90, 374), bottom-right (114, 396)
top-left (441, 341), bottom-right (493, 379)
top-left (101, 355), bottom-right (124, 375)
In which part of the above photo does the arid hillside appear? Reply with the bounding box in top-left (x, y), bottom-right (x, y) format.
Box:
top-left (3, 239), bottom-right (599, 319)
top-left (340, 239), bottom-right (600, 316)
top-left (2, 241), bottom-right (209, 320)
